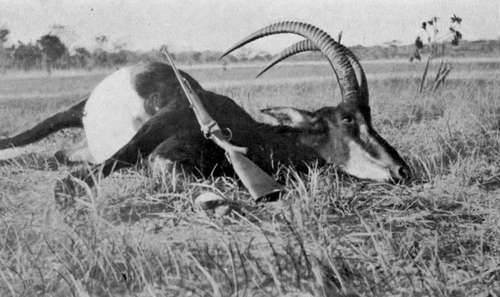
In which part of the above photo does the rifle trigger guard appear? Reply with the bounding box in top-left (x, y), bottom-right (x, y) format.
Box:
top-left (222, 128), bottom-right (233, 141)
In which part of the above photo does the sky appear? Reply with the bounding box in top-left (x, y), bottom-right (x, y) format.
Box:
top-left (0, 0), bottom-right (499, 53)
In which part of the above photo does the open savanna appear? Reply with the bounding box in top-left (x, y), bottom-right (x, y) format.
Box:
top-left (0, 58), bottom-right (499, 297)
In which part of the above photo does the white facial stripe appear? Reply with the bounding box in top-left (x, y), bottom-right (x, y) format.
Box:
top-left (342, 140), bottom-right (392, 181)
top-left (83, 67), bottom-right (152, 163)
top-left (359, 123), bottom-right (394, 165)
top-left (359, 124), bottom-right (370, 142)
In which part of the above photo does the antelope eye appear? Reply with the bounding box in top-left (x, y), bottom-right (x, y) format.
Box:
top-left (341, 115), bottom-right (354, 124)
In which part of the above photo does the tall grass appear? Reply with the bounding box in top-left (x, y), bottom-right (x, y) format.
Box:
top-left (0, 61), bottom-right (499, 296)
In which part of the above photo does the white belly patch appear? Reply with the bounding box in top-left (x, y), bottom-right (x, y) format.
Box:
top-left (83, 67), bottom-right (151, 163)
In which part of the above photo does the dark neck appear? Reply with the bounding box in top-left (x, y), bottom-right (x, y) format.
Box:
top-left (250, 121), bottom-right (326, 170)
top-left (253, 121), bottom-right (305, 138)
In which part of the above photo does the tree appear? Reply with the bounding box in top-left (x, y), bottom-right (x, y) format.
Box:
top-left (235, 47), bottom-right (252, 62)
top-left (109, 39), bottom-right (129, 66)
top-left (49, 24), bottom-right (77, 48)
top-left (411, 15), bottom-right (463, 93)
top-left (0, 27), bottom-right (10, 72)
top-left (95, 35), bottom-right (108, 48)
top-left (38, 34), bottom-right (67, 74)
top-left (384, 40), bottom-right (402, 58)
top-left (13, 42), bottom-right (42, 71)
top-left (93, 35), bottom-right (109, 68)
top-left (74, 47), bottom-right (91, 69)
top-left (108, 50), bottom-right (128, 66)
top-left (0, 28), bottom-right (9, 46)
top-left (192, 51), bottom-right (202, 63)
top-left (411, 15), bottom-right (463, 61)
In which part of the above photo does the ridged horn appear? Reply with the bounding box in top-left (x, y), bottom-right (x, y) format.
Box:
top-left (255, 39), bottom-right (317, 78)
top-left (256, 39), bottom-right (369, 105)
top-left (220, 21), bottom-right (359, 101)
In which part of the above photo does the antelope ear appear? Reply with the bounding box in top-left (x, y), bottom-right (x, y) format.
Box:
top-left (144, 92), bottom-right (162, 115)
top-left (261, 107), bottom-right (316, 128)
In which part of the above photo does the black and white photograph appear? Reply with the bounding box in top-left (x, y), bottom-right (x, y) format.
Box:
top-left (0, 0), bottom-right (499, 296)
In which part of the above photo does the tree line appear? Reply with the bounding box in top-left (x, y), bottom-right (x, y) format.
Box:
top-left (0, 22), bottom-right (498, 74)
top-left (0, 27), bottom-right (275, 74)
top-left (0, 29), bottom-right (126, 73)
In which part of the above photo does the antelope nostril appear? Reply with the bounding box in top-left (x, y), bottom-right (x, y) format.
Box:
top-left (396, 165), bottom-right (411, 181)
top-left (390, 165), bottom-right (411, 183)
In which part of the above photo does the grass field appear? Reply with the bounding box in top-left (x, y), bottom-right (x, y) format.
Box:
top-left (0, 59), bottom-right (499, 296)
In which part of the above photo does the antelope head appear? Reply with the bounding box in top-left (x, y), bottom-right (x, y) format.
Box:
top-left (222, 22), bottom-right (411, 183)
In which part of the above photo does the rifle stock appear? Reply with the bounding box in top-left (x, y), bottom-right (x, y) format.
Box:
top-left (159, 46), bottom-right (283, 200)
top-left (210, 131), bottom-right (282, 199)
top-left (226, 150), bottom-right (282, 200)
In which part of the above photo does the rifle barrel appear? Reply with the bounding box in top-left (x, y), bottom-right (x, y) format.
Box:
top-left (158, 46), bottom-right (282, 200)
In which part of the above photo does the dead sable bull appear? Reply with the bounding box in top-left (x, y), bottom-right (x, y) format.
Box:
top-left (0, 22), bottom-right (410, 203)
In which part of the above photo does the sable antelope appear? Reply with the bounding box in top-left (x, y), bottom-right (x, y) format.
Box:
top-left (0, 22), bottom-right (411, 202)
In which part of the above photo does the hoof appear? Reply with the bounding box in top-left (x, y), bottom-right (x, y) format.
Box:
top-left (194, 192), bottom-right (238, 217)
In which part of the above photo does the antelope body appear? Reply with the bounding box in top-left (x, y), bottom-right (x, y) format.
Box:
top-left (0, 22), bottom-right (411, 200)
top-left (83, 66), bottom-right (147, 164)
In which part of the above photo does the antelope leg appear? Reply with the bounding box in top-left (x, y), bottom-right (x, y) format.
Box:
top-left (54, 107), bottom-right (198, 207)
top-left (0, 98), bottom-right (87, 150)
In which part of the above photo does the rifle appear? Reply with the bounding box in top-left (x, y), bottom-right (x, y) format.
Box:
top-left (160, 46), bottom-right (283, 200)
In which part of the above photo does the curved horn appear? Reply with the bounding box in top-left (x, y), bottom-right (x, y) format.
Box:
top-left (221, 21), bottom-right (359, 101)
top-left (343, 46), bottom-right (369, 105)
top-left (257, 39), bottom-right (369, 105)
top-left (255, 39), bottom-right (318, 78)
